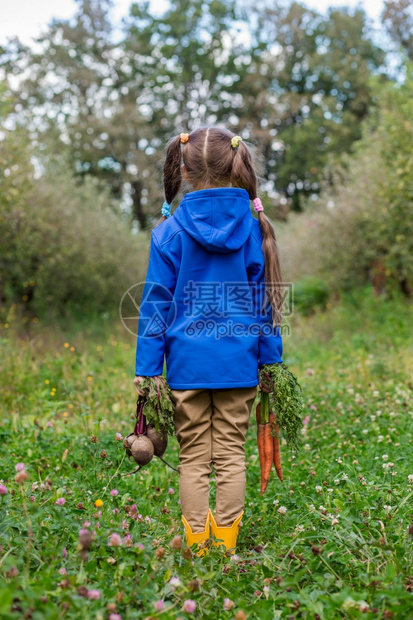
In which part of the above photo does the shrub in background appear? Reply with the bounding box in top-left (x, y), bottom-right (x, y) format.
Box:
top-left (293, 276), bottom-right (331, 315)
top-left (0, 129), bottom-right (149, 322)
top-left (279, 68), bottom-right (413, 299)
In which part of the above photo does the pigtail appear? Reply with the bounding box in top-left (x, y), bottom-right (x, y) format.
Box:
top-left (231, 138), bottom-right (284, 327)
top-left (155, 135), bottom-right (183, 227)
top-left (257, 211), bottom-right (284, 327)
top-left (230, 141), bottom-right (257, 199)
top-left (164, 135), bottom-right (183, 204)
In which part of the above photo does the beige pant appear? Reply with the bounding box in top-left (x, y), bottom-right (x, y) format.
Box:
top-left (172, 386), bottom-right (258, 532)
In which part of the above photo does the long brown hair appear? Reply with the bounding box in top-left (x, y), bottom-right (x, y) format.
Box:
top-left (156, 126), bottom-right (283, 326)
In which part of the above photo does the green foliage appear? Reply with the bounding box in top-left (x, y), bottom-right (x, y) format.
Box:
top-left (1, 0), bottom-right (386, 221)
top-left (139, 376), bottom-right (176, 437)
top-left (0, 293), bottom-right (413, 618)
top-left (0, 130), bottom-right (149, 320)
top-left (382, 0), bottom-right (413, 61)
top-left (293, 276), bottom-right (331, 315)
top-left (259, 363), bottom-right (304, 451)
top-left (281, 67), bottom-right (413, 296)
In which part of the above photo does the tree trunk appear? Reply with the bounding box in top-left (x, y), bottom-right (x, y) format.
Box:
top-left (400, 276), bottom-right (412, 297)
top-left (131, 180), bottom-right (146, 231)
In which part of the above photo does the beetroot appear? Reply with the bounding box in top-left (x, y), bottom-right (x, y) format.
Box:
top-left (146, 425), bottom-right (168, 457)
top-left (123, 433), bottom-right (138, 457)
top-left (122, 380), bottom-right (178, 476)
top-left (131, 435), bottom-right (154, 466)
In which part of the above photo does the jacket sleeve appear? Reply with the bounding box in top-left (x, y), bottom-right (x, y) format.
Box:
top-left (248, 242), bottom-right (283, 368)
top-left (135, 231), bottom-right (176, 377)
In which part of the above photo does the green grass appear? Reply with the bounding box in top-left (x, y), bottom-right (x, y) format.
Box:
top-left (1, 288), bottom-right (413, 619)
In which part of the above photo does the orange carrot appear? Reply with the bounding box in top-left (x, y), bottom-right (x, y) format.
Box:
top-left (261, 422), bottom-right (273, 494)
top-left (256, 402), bottom-right (274, 495)
top-left (256, 403), bottom-right (266, 487)
top-left (270, 412), bottom-right (283, 482)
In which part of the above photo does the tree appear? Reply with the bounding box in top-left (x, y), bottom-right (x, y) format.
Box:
top-left (382, 0), bottom-right (413, 60)
top-left (281, 68), bottom-right (413, 297)
top-left (229, 2), bottom-right (386, 210)
top-left (1, 0), bottom-right (388, 221)
top-left (1, 0), bottom-right (243, 229)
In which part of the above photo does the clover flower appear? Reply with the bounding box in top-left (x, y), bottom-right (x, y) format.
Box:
top-left (109, 533), bottom-right (122, 547)
top-left (87, 589), bottom-right (100, 600)
top-left (182, 599), bottom-right (196, 613)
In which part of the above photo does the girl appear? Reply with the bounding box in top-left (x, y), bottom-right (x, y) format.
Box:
top-left (133, 127), bottom-right (283, 555)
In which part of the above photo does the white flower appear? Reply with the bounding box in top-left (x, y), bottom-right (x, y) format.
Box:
top-left (273, 499), bottom-right (279, 506)
top-left (169, 577), bottom-right (181, 588)
top-left (295, 525), bottom-right (305, 533)
top-left (362, 429), bottom-right (368, 435)
top-left (308, 505), bottom-right (315, 513)
top-left (327, 488), bottom-right (334, 494)
top-left (370, 415), bottom-right (376, 422)
top-left (331, 518), bottom-right (339, 525)
top-left (341, 473), bottom-right (348, 481)
top-left (319, 506), bottom-right (326, 512)
top-left (408, 475), bottom-right (413, 483)
top-left (336, 458), bottom-right (342, 464)
top-left (383, 463), bottom-right (389, 469)
top-left (388, 462), bottom-right (395, 468)
top-left (373, 391), bottom-right (379, 397)
top-left (383, 505), bottom-right (392, 512)
top-left (353, 460), bottom-right (358, 464)
top-left (277, 506), bottom-right (287, 515)
top-left (377, 435), bottom-right (384, 442)
top-left (304, 443), bottom-right (310, 451)
top-left (315, 485), bottom-right (322, 493)
top-left (334, 479), bottom-right (340, 485)
top-left (382, 454), bottom-right (389, 461)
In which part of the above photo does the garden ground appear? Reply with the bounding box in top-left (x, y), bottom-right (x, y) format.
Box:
top-left (1, 288), bottom-right (413, 619)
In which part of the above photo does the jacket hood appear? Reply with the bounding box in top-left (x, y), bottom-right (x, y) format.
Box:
top-left (173, 187), bottom-right (253, 254)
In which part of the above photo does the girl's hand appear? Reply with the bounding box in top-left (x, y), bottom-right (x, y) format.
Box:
top-left (133, 375), bottom-right (149, 397)
top-left (259, 372), bottom-right (275, 394)
top-left (259, 379), bottom-right (272, 394)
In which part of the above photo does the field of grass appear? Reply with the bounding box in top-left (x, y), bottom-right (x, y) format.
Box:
top-left (1, 289), bottom-right (413, 619)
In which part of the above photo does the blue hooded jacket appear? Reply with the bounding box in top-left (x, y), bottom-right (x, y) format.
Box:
top-left (135, 187), bottom-right (283, 389)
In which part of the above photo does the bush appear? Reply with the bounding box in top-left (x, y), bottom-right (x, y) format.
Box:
top-left (293, 276), bottom-right (330, 315)
top-left (0, 130), bottom-right (149, 321)
top-left (280, 67), bottom-right (413, 298)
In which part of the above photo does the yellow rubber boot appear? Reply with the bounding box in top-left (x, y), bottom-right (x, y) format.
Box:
top-left (210, 511), bottom-right (243, 555)
top-left (182, 511), bottom-right (210, 556)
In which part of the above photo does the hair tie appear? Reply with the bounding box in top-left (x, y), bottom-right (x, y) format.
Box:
top-left (161, 201), bottom-right (171, 217)
top-left (253, 197), bottom-right (264, 212)
top-left (231, 135), bottom-right (243, 148)
top-left (180, 133), bottom-right (189, 144)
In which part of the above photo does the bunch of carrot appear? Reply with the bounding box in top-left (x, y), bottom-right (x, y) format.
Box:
top-left (256, 392), bottom-right (283, 495)
top-left (256, 363), bottom-right (304, 495)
